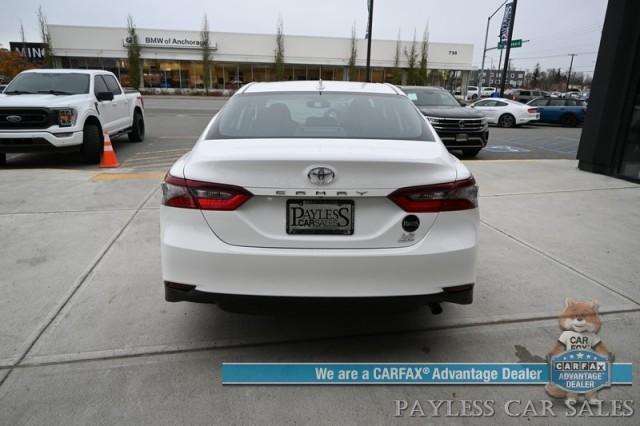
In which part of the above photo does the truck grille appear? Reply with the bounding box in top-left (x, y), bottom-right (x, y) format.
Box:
top-left (431, 118), bottom-right (485, 133)
top-left (0, 108), bottom-right (55, 129)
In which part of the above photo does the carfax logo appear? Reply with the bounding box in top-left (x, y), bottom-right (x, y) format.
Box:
top-left (545, 298), bottom-right (614, 403)
top-left (550, 350), bottom-right (610, 394)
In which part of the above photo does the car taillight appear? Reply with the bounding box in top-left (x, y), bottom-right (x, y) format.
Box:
top-left (161, 174), bottom-right (252, 211)
top-left (388, 177), bottom-right (478, 212)
top-left (528, 108), bottom-right (537, 113)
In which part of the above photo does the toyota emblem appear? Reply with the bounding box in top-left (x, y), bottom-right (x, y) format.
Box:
top-left (6, 115), bottom-right (22, 123)
top-left (308, 167), bottom-right (335, 185)
top-left (458, 120), bottom-right (466, 129)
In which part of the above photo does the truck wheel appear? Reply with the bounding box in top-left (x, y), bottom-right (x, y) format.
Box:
top-left (498, 114), bottom-right (516, 128)
top-left (560, 114), bottom-right (578, 127)
top-left (128, 111), bottom-right (145, 142)
top-left (81, 123), bottom-right (102, 164)
top-left (462, 148), bottom-right (482, 158)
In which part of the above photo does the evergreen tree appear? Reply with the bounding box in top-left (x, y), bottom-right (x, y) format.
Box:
top-left (126, 15), bottom-right (142, 89)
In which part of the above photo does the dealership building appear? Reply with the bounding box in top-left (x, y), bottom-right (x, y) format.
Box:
top-left (44, 24), bottom-right (474, 90)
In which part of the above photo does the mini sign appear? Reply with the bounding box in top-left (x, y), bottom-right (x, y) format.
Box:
top-left (9, 42), bottom-right (47, 62)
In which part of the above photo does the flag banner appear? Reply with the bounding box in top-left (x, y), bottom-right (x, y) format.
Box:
top-left (500, 2), bottom-right (513, 43)
top-left (222, 362), bottom-right (633, 385)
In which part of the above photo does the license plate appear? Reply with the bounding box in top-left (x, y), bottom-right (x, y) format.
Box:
top-left (286, 199), bottom-right (354, 235)
top-left (456, 133), bottom-right (469, 142)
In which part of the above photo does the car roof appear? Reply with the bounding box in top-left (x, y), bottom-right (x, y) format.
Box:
top-left (21, 69), bottom-right (113, 76)
top-left (399, 85), bottom-right (447, 92)
top-left (240, 81), bottom-right (401, 95)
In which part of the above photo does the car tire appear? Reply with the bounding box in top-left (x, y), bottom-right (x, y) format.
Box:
top-left (560, 113), bottom-right (578, 127)
top-left (0, 153), bottom-right (6, 166)
top-left (128, 111), bottom-right (145, 142)
top-left (462, 148), bottom-right (482, 158)
top-left (498, 114), bottom-right (516, 128)
top-left (80, 123), bottom-right (102, 164)
top-left (471, 94), bottom-right (478, 100)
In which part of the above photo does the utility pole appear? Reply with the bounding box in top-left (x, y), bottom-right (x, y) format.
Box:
top-left (499, 0), bottom-right (517, 96)
top-left (365, 0), bottom-right (374, 82)
top-left (566, 53), bottom-right (577, 91)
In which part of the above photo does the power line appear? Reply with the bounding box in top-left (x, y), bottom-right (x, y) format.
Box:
top-left (510, 51), bottom-right (597, 60)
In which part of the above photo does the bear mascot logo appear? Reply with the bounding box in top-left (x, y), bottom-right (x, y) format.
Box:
top-left (545, 298), bottom-right (613, 403)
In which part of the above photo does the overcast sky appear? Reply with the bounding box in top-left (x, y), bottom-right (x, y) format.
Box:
top-left (1, 0), bottom-right (607, 74)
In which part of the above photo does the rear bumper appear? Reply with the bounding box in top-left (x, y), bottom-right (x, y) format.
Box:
top-left (0, 130), bottom-right (83, 153)
top-left (165, 281), bottom-right (474, 307)
top-left (161, 207), bottom-right (479, 299)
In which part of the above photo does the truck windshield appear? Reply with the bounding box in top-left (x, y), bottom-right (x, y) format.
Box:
top-left (4, 73), bottom-right (90, 95)
top-left (207, 92), bottom-right (435, 141)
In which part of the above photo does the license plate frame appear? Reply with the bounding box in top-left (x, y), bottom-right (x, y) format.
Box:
top-left (455, 133), bottom-right (469, 142)
top-left (286, 199), bottom-right (354, 235)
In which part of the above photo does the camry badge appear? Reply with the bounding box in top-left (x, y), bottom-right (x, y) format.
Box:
top-left (308, 167), bottom-right (335, 185)
top-left (6, 115), bottom-right (22, 123)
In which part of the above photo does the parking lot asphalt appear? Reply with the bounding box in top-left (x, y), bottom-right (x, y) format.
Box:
top-left (1, 98), bottom-right (638, 424)
top-left (3, 96), bottom-right (581, 171)
top-left (1, 163), bottom-right (638, 424)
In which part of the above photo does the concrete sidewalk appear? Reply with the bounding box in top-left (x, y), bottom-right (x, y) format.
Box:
top-left (0, 159), bottom-right (638, 424)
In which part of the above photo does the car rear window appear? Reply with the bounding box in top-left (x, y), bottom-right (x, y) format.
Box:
top-left (207, 92), bottom-right (435, 141)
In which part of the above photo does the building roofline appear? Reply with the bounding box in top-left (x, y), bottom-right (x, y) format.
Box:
top-left (46, 23), bottom-right (474, 47)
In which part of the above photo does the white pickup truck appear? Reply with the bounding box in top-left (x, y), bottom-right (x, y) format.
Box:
top-left (0, 69), bottom-right (145, 164)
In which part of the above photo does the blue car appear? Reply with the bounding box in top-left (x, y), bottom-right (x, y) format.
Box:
top-left (527, 97), bottom-right (587, 127)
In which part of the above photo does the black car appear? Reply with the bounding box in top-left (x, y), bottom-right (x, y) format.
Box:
top-left (400, 86), bottom-right (489, 157)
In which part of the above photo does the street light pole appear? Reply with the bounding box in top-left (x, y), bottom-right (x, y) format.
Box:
top-left (566, 53), bottom-right (577, 91)
top-left (365, 0), bottom-right (374, 82)
top-left (479, 0), bottom-right (508, 92)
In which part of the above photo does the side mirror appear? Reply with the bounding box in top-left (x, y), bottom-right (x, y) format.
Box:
top-left (96, 91), bottom-right (114, 102)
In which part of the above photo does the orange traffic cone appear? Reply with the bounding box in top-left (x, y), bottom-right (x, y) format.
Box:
top-left (100, 131), bottom-right (120, 168)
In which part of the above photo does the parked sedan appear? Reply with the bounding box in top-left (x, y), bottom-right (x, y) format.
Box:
top-left (527, 97), bottom-right (586, 126)
top-left (161, 81), bottom-right (479, 313)
top-left (468, 98), bottom-right (539, 128)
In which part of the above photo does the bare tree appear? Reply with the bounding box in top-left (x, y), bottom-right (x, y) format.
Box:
top-left (404, 29), bottom-right (419, 85)
top-left (201, 13), bottom-right (213, 93)
top-left (37, 6), bottom-right (53, 67)
top-left (19, 19), bottom-right (26, 51)
top-left (126, 14), bottom-right (142, 89)
top-left (348, 22), bottom-right (357, 81)
top-left (418, 23), bottom-right (429, 85)
top-left (274, 16), bottom-right (285, 81)
top-left (392, 28), bottom-right (401, 84)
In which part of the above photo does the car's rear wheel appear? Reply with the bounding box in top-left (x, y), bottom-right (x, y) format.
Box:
top-left (81, 123), bottom-right (102, 164)
top-left (128, 111), bottom-right (145, 142)
top-left (462, 148), bottom-right (482, 158)
top-left (560, 113), bottom-right (578, 127)
top-left (498, 114), bottom-right (516, 128)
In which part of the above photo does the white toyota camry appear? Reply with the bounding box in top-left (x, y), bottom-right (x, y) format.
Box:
top-left (161, 81), bottom-right (479, 313)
